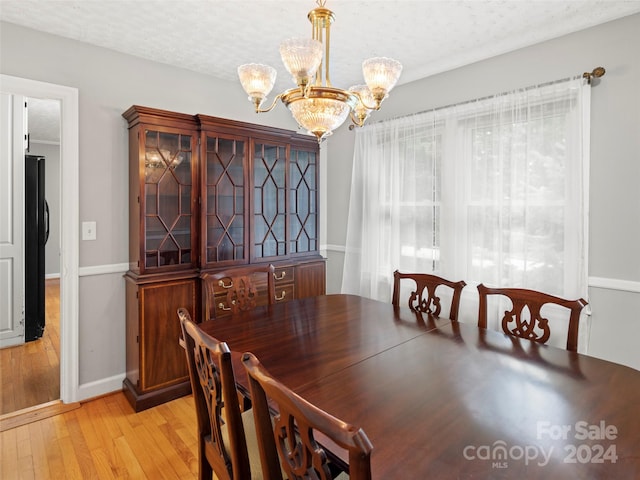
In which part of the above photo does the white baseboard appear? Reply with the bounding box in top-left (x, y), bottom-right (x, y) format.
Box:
top-left (76, 374), bottom-right (125, 402)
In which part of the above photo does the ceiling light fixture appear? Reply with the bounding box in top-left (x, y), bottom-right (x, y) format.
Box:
top-left (237, 0), bottom-right (402, 142)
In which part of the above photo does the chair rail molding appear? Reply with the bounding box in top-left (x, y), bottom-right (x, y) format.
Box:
top-left (326, 243), bottom-right (639, 295)
top-left (588, 276), bottom-right (640, 294)
top-left (323, 243), bottom-right (346, 253)
top-left (79, 262), bottom-right (129, 277)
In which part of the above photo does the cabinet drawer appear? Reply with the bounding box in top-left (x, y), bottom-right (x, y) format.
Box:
top-left (274, 266), bottom-right (294, 286)
top-left (274, 284), bottom-right (295, 304)
top-left (211, 270), bottom-right (295, 317)
top-left (210, 266), bottom-right (293, 295)
top-left (213, 282), bottom-right (294, 311)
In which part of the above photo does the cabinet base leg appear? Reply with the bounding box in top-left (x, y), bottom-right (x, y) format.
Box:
top-left (122, 377), bottom-right (191, 412)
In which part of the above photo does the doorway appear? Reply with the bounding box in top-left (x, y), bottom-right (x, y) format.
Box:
top-left (0, 74), bottom-right (80, 409)
top-left (0, 98), bottom-right (61, 414)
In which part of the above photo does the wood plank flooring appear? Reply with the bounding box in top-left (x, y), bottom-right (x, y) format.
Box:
top-left (1, 279), bottom-right (61, 415)
top-left (0, 391), bottom-right (200, 479)
top-left (0, 279), bottom-right (202, 478)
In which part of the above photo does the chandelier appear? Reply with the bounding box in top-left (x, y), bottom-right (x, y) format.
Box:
top-left (237, 0), bottom-right (402, 142)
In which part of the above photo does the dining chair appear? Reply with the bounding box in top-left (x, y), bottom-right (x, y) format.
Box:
top-left (476, 284), bottom-right (588, 352)
top-left (201, 263), bottom-right (277, 321)
top-left (242, 352), bottom-right (373, 480)
top-left (178, 308), bottom-right (262, 480)
top-left (392, 270), bottom-right (467, 320)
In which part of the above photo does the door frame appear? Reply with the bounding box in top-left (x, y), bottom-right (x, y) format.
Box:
top-left (1, 74), bottom-right (79, 403)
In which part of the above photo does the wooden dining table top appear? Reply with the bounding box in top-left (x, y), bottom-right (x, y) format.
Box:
top-left (198, 294), bottom-right (640, 479)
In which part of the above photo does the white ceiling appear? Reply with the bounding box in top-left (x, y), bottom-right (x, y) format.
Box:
top-left (26, 97), bottom-right (61, 144)
top-left (4, 0), bottom-right (640, 142)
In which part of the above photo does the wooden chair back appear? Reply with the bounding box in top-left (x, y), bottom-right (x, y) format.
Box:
top-left (242, 352), bottom-right (373, 480)
top-left (476, 284), bottom-right (588, 352)
top-left (392, 270), bottom-right (467, 320)
top-left (178, 308), bottom-right (251, 480)
top-left (201, 264), bottom-right (276, 320)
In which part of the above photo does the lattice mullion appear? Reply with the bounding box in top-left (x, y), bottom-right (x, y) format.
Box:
top-left (156, 202), bottom-right (190, 251)
top-left (216, 151), bottom-right (241, 188)
top-left (295, 162), bottom-right (312, 190)
top-left (158, 229), bottom-right (179, 252)
top-left (259, 153), bottom-right (284, 188)
top-left (257, 211), bottom-right (284, 244)
top-left (258, 184), bottom-right (285, 229)
top-left (294, 212), bottom-right (313, 242)
top-left (214, 212), bottom-right (240, 247)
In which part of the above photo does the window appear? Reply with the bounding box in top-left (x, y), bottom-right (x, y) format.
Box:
top-left (342, 78), bottom-right (590, 348)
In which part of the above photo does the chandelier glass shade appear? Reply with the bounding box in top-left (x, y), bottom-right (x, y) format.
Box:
top-left (284, 87), bottom-right (357, 140)
top-left (237, 63), bottom-right (277, 108)
top-left (237, 0), bottom-right (402, 142)
top-left (279, 38), bottom-right (323, 87)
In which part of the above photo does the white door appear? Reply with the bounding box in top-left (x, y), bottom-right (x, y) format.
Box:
top-left (0, 93), bottom-right (27, 347)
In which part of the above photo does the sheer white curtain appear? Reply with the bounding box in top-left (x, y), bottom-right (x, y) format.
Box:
top-left (342, 78), bottom-right (591, 351)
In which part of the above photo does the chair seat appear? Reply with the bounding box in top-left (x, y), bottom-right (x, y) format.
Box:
top-left (219, 409), bottom-right (263, 480)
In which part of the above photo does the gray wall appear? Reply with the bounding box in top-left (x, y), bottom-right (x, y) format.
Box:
top-left (1, 21), bottom-right (297, 389)
top-left (1, 11), bottom-right (638, 396)
top-left (326, 13), bottom-right (640, 370)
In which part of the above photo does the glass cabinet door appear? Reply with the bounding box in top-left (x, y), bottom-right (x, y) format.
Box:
top-left (143, 128), bottom-right (194, 270)
top-left (289, 145), bottom-right (318, 254)
top-left (253, 140), bottom-right (287, 260)
top-left (203, 134), bottom-right (247, 266)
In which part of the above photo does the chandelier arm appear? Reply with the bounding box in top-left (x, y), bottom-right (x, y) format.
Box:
top-left (349, 111), bottom-right (366, 128)
top-left (350, 90), bottom-right (380, 111)
top-left (255, 92), bottom-right (285, 113)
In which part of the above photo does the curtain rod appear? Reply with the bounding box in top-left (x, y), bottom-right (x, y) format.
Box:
top-left (583, 66), bottom-right (606, 84)
top-left (351, 66), bottom-right (606, 130)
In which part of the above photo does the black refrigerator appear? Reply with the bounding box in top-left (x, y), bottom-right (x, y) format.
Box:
top-left (25, 154), bottom-right (49, 342)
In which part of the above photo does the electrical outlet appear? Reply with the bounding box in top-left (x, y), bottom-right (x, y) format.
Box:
top-left (82, 221), bottom-right (97, 241)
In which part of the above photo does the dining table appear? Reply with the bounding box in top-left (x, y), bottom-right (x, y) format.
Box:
top-left (198, 294), bottom-right (640, 479)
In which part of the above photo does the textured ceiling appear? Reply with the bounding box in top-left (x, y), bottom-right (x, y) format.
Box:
top-left (25, 98), bottom-right (61, 144)
top-left (3, 0), bottom-right (640, 142)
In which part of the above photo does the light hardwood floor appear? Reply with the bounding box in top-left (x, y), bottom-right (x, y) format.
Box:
top-left (1, 279), bottom-right (61, 415)
top-left (1, 279), bottom-right (203, 479)
top-left (1, 391), bottom-right (200, 479)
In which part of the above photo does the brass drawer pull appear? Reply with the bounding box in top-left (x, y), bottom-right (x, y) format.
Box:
top-left (274, 271), bottom-right (287, 281)
top-left (218, 300), bottom-right (235, 311)
top-left (275, 291), bottom-right (286, 301)
top-left (218, 279), bottom-right (233, 289)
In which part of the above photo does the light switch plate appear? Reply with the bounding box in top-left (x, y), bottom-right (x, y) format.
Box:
top-left (82, 221), bottom-right (97, 241)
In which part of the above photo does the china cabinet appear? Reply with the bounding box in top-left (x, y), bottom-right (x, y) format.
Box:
top-left (122, 106), bottom-right (325, 411)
